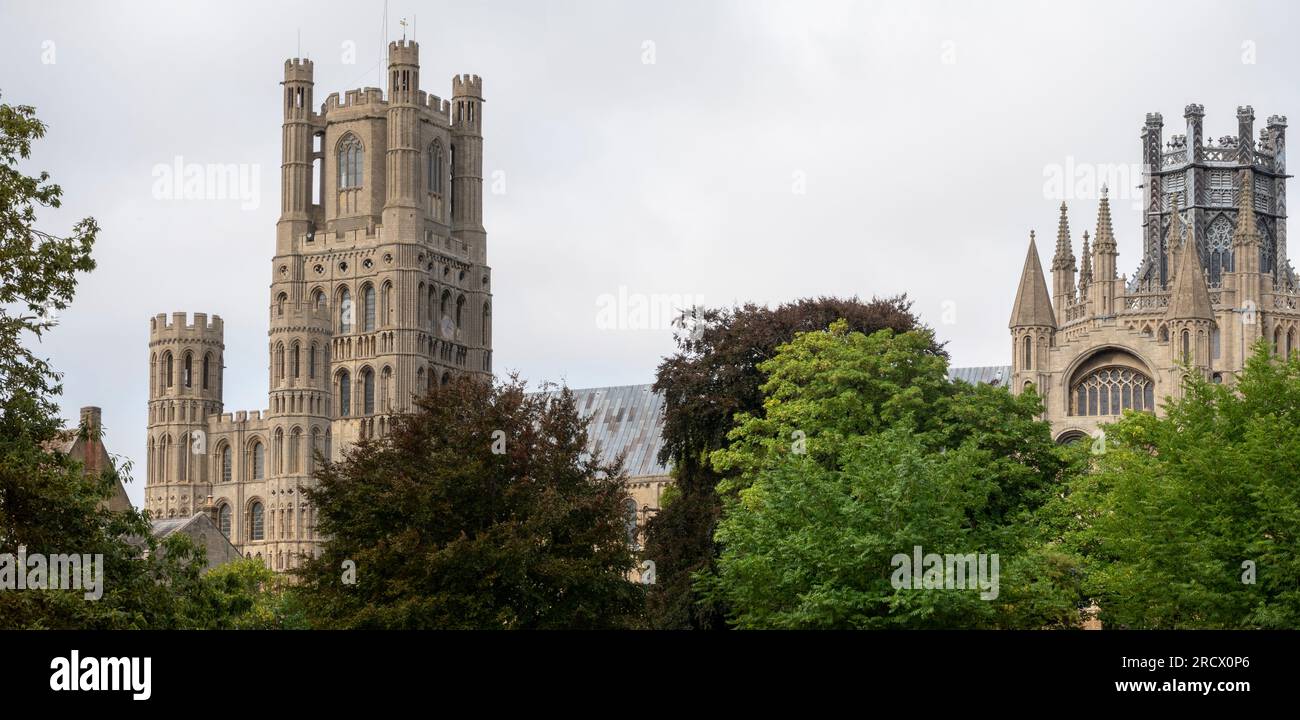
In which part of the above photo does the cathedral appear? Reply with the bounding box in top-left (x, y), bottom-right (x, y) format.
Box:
top-left (1010, 105), bottom-right (1296, 443)
top-left (144, 42), bottom-right (494, 568)
top-left (141, 45), bottom-right (1293, 570)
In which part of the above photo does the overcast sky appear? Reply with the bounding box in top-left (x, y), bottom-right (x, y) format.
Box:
top-left (3, 0), bottom-right (1297, 507)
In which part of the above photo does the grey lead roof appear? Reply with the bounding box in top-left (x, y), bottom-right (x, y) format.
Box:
top-left (537, 384), bottom-right (670, 479)
top-left (542, 366), bottom-right (1006, 480)
top-left (947, 365), bottom-right (1012, 387)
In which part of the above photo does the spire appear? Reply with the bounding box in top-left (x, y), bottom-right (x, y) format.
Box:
top-left (1234, 170), bottom-right (1260, 248)
top-left (1094, 185), bottom-right (1117, 253)
top-left (1010, 231), bottom-right (1058, 329)
top-left (1051, 202), bottom-right (1075, 271)
top-left (1167, 195), bottom-right (1186, 285)
top-left (1166, 224), bottom-right (1214, 320)
top-left (1079, 231), bottom-right (1093, 291)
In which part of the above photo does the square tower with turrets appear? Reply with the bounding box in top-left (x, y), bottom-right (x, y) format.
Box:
top-left (1009, 105), bottom-right (1297, 444)
top-left (144, 43), bottom-right (492, 571)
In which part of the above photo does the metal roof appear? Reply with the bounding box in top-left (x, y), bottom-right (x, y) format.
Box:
top-left (534, 384), bottom-right (669, 479)
top-left (947, 365), bottom-right (1011, 387)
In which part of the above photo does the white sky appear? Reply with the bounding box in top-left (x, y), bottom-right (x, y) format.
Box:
top-left (2, 0), bottom-right (1296, 507)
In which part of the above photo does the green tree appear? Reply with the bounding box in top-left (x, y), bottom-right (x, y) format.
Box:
top-left (702, 321), bottom-right (1078, 628)
top-left (1055, 342), bottom-right (1300, 628)
top-left (294, 375), bottom-right (645, 629)
top-left (643, 296), bottom-right (938, 628)
top-left (201, 558), bottom-right (308, 629)
top-left (0, 95), bottom-right (228, 629)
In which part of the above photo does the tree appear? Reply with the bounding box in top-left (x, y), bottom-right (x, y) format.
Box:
top-left (642, 296), bottom-right (940, 628)
top-left (294, 375), bottom-right (645, 629)
top-left (701, 321), bottom-right (1077, 628)
top-left (0, 95), bottom-right (226, 629)
top-left (1053, 342), bottom-right (1300, 628)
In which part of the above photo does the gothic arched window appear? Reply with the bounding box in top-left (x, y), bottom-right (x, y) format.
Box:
top-left (363, 284), bottom-right (376, 332)
top-left (218, 504), bottom-right (232, 538)
top-left (338, 287), bottom-right (353, 334)
top-left (250, 501), bottom-right (265, 541)
top-left (338, 134), bottom-right (364, 189)
top-left (1022, 336), bottom-right (1032, 370)
top-left (183, 352), bottom-right (193, 388)
top-left (221, 445), bottom-right (232, 483)
top-left (1207, 216), bottom-right (1233, 286)
top-left (362, 367), bottom-right (375, 415)
top-left (1071, 366), bottom-right (1155, 417)
top-left (1182, 330), bottom-right (1191, 362)
top-left (202, 353), bottom-right (211, 390)
top-left (178, 432), bottom-right (189, 481)
top-left (273, 428), bottom-right (284, 475)
top-left (251, 441), bottom-right (265, 480)
top-left (338, 370), bottom-right (352, 417)
top-left (429, 141), bottom-right (444, 194)
top-left (164, 352), bottom-right (174, 388)
top-left (289, 428), bottom-right (301, 474)
top-left (456, 294), bottom-right (466, 329)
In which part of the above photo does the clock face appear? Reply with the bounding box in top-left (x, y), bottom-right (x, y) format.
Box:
top-left (441, 315), bottom-right (455, 339)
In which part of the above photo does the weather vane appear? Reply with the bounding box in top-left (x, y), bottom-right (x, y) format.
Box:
top-left (399, 17), bottom-right (408, 40)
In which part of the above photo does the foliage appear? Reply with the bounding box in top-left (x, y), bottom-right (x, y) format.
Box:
top-left (1053, 342), bottom-right (1300, 628)
top-left (701, 321), bottom-right (1078, 628)
top-left (294, 375), bottom-right (645, 629)
top-left (642, 296), bottom-right (938, 628)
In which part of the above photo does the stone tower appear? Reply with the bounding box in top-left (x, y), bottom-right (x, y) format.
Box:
top-left (145, 313), bottom-right (224, 519)
top-left (145, 43), bottom-right (492, 570)
top-left (1009, 105), bottom-right (1298, 444)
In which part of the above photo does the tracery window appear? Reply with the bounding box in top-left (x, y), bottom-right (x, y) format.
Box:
top-left (338, 134), bottom-right (364, 189)
top-left (1071, 366), bottom-right (1155, 417)
top-left (1207, 216), bottom-right (1233, 286)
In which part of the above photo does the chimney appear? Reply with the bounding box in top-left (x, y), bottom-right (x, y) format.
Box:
top-left (79, 406), bottom-right (103, 477)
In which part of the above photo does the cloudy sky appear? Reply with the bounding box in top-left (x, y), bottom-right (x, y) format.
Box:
top-left (3, 0), bottom-right (1297, 506)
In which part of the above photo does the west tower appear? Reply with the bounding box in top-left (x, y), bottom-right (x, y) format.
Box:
top-left (145, 44), bottom-right (492, 569)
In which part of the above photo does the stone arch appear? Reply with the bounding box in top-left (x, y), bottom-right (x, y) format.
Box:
top-left (1065, 346), bottom-right (1157, 417)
